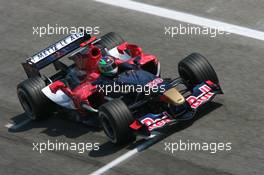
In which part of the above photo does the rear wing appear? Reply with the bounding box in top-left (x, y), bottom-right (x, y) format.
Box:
top-left (22, 32), bottom-right (91, 78)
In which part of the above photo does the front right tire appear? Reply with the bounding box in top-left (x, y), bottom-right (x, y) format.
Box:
top-left (178, 53), bottom-right (219, 88)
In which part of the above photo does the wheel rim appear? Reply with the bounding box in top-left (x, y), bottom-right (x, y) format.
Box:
top-left (100, 112), bottom-right (116, 143)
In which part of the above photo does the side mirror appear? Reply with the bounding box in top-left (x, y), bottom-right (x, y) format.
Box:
top-left (117, 42), bottom-right (128, 54)
top-left (49, 81), bottom-right (66, 94)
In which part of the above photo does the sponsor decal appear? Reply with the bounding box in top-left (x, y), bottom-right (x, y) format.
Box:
top-left (186, 84), bottom-right (214, 109)
top-left (146, 78), bottom-right (163, 88)
top-left (29, 33), bottom-right (84, 64)
top-left (140, 112), bottom-right (171, 131)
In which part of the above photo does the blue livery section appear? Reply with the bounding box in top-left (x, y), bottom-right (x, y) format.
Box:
top-left (139, 112), bottom-right (172, 131)
top-left (186, 82), bottom-right (216, 109)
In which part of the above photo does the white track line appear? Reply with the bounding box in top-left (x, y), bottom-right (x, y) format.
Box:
top-left (95, 0), bottom-right (264, 41)
top-left (5, 119), bottom-right (31, 130)
top-left (90, 148), bottom-right (138, 175)
top-left (90, 134), bottom-right (163, 175)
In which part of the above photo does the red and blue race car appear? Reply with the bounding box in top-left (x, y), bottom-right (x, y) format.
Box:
top-left (17, 32), bottom-right (223, 145)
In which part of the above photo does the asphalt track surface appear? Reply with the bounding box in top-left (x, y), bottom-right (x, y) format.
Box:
top-left (0, 0), bottom-right (264, 175)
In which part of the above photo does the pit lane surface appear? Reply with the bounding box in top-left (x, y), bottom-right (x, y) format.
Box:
top-left (0, 0), bottom-right (264, 175)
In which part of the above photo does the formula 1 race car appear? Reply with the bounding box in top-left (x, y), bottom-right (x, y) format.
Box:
top-left (17, 32), bottom-right (223, 145)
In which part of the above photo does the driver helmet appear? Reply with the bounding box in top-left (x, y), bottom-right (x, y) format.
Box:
top-left (98, 55), bottom-right (118, 76)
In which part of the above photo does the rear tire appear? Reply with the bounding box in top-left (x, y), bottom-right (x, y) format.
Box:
top-left (99, 99), bottom-right (135, 145)
top-left (17, 77), bottom-right (55, 120)
top-left (96, 32), bottom-right (125, 50)
top-left (178, 53), bottom-right (219, 88)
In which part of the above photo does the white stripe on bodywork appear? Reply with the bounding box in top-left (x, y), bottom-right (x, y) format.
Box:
top-left (107, 46), bottom-right (131, 61)
top-left (41, 86), bottom-right (76, 109)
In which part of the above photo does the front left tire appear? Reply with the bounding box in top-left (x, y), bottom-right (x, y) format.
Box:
top-left (99, 99), bottom-right (135, 145)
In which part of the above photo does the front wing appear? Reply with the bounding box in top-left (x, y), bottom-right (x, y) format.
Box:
top-left (129, 80), bottom-right (223, 136)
